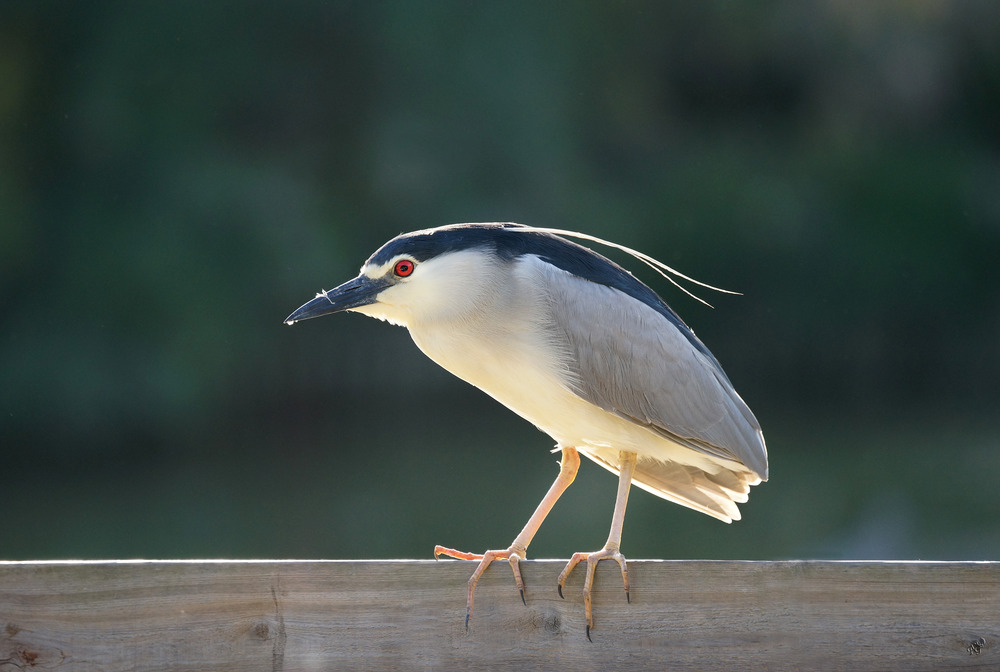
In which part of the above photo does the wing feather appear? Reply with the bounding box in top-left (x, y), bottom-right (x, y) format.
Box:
top-left (540, 264), bottom-right (768, 519)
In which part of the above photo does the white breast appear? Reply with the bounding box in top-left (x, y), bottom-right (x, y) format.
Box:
top-left (404, 255), bottom-right (578, 430)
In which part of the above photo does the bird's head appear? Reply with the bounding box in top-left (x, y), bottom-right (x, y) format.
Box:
top-left (284, 223), bottom-right (518, 328)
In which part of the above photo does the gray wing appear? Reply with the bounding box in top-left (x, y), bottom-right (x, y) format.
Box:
top-left (543, 266), bottom-right (768, 499)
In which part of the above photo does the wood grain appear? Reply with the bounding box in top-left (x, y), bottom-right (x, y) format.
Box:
top-left (1, 560), bottom-right (997, 671)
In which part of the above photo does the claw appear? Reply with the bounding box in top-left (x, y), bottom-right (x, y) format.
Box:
top-left (508, 553), bottom-right (526, 602)
top-left (434, 545), bottom-right (484, 561)
top-left (435, 544), bottom-right (528, 626)
top-left (558, 545), bottom-right (630, 639)
top-left (556, 551), bottom-right (586, 601)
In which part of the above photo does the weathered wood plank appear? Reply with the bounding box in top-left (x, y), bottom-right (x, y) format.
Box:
top-left (0, 560), bottom-right (997, 671)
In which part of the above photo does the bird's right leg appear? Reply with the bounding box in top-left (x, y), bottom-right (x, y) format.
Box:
top-left (434, 445), bottom-right (581, 627)
top-left (556, 450), bottom-right (637, 640)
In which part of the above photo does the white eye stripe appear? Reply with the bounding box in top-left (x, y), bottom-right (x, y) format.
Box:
top-left (361, 262), bottom-right (391, 278)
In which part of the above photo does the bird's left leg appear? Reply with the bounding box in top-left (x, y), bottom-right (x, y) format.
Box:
top-left (556, 450), bottom-right (637, 640)
top-left (435, 446), bottom-right (581, 627)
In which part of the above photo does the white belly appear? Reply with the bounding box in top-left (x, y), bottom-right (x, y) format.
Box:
top-left (407, 318), bottom-right (723, 475)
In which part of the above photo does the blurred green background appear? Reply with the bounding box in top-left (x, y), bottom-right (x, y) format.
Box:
top-left (2, 1), bottom-right (998, 562)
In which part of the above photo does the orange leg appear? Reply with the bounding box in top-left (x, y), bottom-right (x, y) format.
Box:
top-left (556, 450), bottom-right (637, 641)
top-left (435, 446), bottom-right (581, 628)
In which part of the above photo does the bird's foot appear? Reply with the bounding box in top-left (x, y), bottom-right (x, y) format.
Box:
top-left (434, 544), bottom-right (527, 628)
top-left (556, 545), bottom-right (630, 641)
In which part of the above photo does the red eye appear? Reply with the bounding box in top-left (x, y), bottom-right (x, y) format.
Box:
top-left (394, 259), bottom-right (415, 277)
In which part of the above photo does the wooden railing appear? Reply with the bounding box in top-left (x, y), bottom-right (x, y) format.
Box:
top-left (1, 560), bottom-right (996, 670)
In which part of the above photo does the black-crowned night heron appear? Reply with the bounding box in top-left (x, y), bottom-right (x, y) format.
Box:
top-left (285, 222), bottom-right (767, 639)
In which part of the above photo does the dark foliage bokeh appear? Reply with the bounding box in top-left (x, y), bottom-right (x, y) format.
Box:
top-left (2, 1), bottom-right (998, 561)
